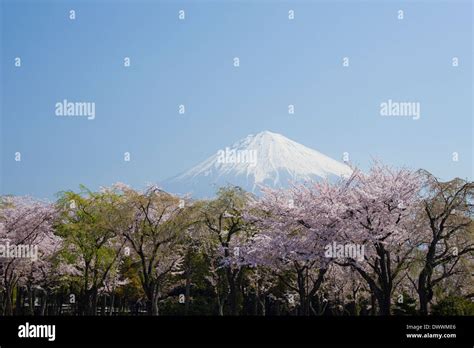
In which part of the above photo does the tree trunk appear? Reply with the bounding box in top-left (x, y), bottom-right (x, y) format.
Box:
top-left (370, 294), bottom-right (377, 316)
top-left (4, 285), bottom-right (13, 316)
top-left (91, 289), bottom-right (98, 315)
top-left (15, 285), bottom-right (22, 315)
top-left (260, 297), bottom-right (266, 316)
top-left (227, 268), bottom-right (238, 315)
top-left (254, 289), bottom-right (259, 315)
top-left (152, 292), bottom-right (159, 315)
top-left (40, 294), bottom-right (47, 316)
top-left (109, 293), bottom-right (115, 316)
top-left (28, 287), bottom-right (35, 316)
top-left (418, 256), bottom-right (434, 315)
top-left (185, 267), bottom-right (191, 315)
top-left (296, 270), bottom-right (310, 316)
top-left (101, 294), bottom-right (107, 316)
top-left (418, 270), bottom-right (433, 315)
top-left (145, 283), bottom-right (160, 316)
top-left (377, 293), bottom-right (391, 315)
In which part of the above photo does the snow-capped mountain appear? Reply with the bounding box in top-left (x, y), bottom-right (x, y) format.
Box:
top-left (161, 131), bottom-right (352, 198)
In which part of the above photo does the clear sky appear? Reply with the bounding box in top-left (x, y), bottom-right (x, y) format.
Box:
top-left (1, 0), bottom-right (472, 199)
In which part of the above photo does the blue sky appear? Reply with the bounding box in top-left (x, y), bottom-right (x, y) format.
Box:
top-left (1, 0), bottom-right (472, 199)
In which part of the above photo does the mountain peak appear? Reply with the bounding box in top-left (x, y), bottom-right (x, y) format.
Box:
top-left (254, 130), bottom-right (280, 137)
top-left (162, 132), bottom-right (352, 198)
top-left (246, 130), bottom-right (285, 141)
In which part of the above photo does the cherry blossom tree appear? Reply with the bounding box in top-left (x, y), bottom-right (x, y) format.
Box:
top-left (21, 226), bottom-right (62, 315)
top-left (413, 171), bottom-right (474, 314)
top-left (1, 163), bottom-right (471, 317)
top-left (200, 186), bottom-right (252, 315)
top-left (239, 178), bottom-right (352, 315)
top-left (0, 196), bottom-right (57, 315)
top-left (117, 184), bottom-right (189, 315)
top-left (98, 259), bottom-right (130, 316)
top-left (337, 163), bottom-right (422, 315)
top-left (322, 265), bottom-right (370, 315)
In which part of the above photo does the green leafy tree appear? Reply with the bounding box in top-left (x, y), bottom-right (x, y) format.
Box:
top-left (415, 172), bottom-right (474, 315)
top-left (200, 186), bottom-right (251, 315)
top-left (56, 186), bottom-right (125, 315)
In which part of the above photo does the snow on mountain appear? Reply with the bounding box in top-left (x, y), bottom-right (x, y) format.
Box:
top-left (161, 131), bottom-right (353, 198)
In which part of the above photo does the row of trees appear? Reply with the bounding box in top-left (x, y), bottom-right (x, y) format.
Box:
top-left (0, 164), bottom-right (473, 316)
